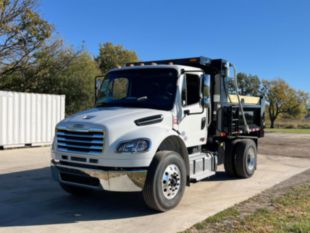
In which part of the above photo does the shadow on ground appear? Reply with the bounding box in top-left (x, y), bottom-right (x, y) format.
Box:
top-left (0, 167), bottom-right (154, 227)
top-left (207, 171), bottom-right (237, 182)
top-left (0, 167), bottom-right (232, 227)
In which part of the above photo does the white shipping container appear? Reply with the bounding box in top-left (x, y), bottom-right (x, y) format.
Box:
top-left (0, 91), bottom-right (65, 148)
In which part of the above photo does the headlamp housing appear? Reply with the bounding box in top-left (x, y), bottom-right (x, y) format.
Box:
top-left (116, 138), bottom-right (150, 153)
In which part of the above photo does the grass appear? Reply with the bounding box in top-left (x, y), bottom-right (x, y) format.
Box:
top-left (184, 183), bottom-right (310, 233)
top-left (265, 119), bottom-right (310, 130)
top-left (265, 128), bottom-right (310, 134)
top-left (190, 207), bottom-right (240, 231)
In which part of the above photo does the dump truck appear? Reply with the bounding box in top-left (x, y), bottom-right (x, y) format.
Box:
top-left (51, 57), bottom-right (265, 211)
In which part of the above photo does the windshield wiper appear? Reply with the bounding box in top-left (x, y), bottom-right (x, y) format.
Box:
top-left (137, 96), bottom-right (148, 102)
top-left (118, 96), bottom-right (148, 102)
top-left (95, 102), bottom-right (110, 107)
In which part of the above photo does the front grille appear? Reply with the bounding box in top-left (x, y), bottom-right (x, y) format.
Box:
top-left (56, 128), bottom-right (104, 155)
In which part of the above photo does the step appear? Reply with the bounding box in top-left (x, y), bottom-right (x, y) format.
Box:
top-left (189, 152), bottom-right (216, 181)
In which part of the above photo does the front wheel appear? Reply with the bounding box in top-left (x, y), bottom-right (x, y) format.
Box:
top-left (143, 151), bottom-right (186, 212)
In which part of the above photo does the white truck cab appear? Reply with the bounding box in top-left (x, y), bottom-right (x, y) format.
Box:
top-left (51, 57), bottom-right (265, 211)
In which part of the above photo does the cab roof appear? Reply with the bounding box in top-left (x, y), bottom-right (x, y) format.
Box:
top-left (123, 56), bottom-right (229, 75)
top-left (126, 56), bottom-right (212, 67)
top-left (109, 64), bottom-right (202, 74)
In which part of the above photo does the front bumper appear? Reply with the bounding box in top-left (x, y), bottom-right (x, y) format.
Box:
top-left (51, 160), bottom-right (148, 192)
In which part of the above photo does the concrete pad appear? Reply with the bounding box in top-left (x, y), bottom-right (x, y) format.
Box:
top-left (0, 147), bottom-right (309, 233)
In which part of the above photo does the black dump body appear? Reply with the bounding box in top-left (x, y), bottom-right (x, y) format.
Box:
top-left (221, 100), bottom-right (265, 138)
top-left (126, 57), bottom-right (265, 139)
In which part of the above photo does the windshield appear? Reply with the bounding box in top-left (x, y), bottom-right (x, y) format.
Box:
top-left (96, 68), bottom-right (178, 110)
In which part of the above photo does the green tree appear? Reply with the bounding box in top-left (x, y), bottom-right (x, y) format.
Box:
top-left (281, 90), bottom-right (309, 120)
top-left (96, 42), bottom-right (138, 74)
top-left (262, 79), bottom-right (307, 128)
top-left (58, 51), bottom-right (101, 114)
top-left (0, 0), bottom-right (53, 76)
top-left (0, 47), bottom-right (101, 115)
top-left (227, 72), bottom-right (261, 96)
top-left (307, 102), bottom-right (310, 118)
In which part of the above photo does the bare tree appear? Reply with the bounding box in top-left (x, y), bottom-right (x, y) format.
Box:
top-left (0, 0), bottom-right (52, 76)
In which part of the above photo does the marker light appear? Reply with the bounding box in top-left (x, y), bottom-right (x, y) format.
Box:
top-left (189, 58), bottom-right (198, 62)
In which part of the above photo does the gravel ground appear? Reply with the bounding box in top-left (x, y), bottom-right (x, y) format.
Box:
top-left (242, 132), bottom-right (310, 223)
top-left (1, 132), bottom-right (309, 233)
top-left (186, 169), bottom-right (310, 233)
top-left (186, 133), bottom-right (310, 233)
top-left (259, 132), bottom-right (310, 158)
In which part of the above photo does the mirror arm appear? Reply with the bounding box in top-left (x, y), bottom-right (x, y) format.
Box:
top-left (95, 75), bottom-right (104, 104)
top-left (184, 103), bottom-right (205, 116)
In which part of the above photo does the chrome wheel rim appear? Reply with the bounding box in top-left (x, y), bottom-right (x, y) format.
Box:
top-left (247, 147), bottom-right (256, 172)
top-left (161, 164), bottom-right (181, 200)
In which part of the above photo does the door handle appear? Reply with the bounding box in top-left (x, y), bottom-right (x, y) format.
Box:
top-left (201, 117), bottom-right (207, 129)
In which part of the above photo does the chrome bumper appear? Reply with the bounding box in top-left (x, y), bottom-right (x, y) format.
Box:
top-left (51, 160), bottom-right (147, 192)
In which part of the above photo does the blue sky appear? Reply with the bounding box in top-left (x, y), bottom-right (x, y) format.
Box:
top-left (39, 0), bottom-right (310, 92)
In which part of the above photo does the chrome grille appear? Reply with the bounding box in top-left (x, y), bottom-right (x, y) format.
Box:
top-left (56, 128), bottom-right (104, 155)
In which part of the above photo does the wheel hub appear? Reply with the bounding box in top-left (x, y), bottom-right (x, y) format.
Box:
top-left (247, 147), bottom-right (256, 172)
top-left (162, 164), bottom-right (181, 199)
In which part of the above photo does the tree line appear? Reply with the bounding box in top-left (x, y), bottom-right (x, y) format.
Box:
top-left (228, 74), bottom-right (309, 128)
top-left (0, 0), bottom-right (309, 128)
top-left (0, 0), bottom-right (138, 114)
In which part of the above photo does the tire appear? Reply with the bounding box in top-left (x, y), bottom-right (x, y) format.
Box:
top-left (224, 140), bottom-right (239, 177)
top-left (59, 182), bottom-right (92, 196)
top-left (234, 140), bottom-right (257, 178)
top-left (143, 151), bottom-right (186, 212)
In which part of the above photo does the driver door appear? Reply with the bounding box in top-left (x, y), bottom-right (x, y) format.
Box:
top-left (177, 73), bottom-right (207, 147)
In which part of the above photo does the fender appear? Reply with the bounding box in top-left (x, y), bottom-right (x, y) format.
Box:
top-left (157, 135), bottom-right (190, 186)
top-left (105, 125), bottom-right (181, 167)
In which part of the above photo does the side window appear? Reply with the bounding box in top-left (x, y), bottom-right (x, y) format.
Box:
top-left (113, 78), bottom-right (128, 99)
top-left (98, 78), bottom-right (113, 99)
top-left (203, 74), bottom-right (210, 104)
top-left (182, 74), bottom-right (201, 106)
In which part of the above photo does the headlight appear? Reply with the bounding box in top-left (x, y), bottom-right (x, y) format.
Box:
top-left (117, 138), bottom-right (150, 153)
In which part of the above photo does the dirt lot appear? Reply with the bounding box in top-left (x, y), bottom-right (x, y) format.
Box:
top-left (0, 133), bottom-right (309, 233)
top-left (259, 132), bottom-right (310, 158)
top-left (185, 133), bottom-right (310, 233)
top-left (185, 169), bottom-right (310, 233)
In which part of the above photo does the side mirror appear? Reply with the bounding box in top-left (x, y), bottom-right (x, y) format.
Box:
top-left (202, 74), bottom-right (211, 108)
top-left (95, 76), bottom-right (104, 103)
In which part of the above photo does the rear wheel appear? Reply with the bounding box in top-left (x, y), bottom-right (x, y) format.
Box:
top-left (234, 140), bottom-right (257, 178)
top-left (143, 151), bottom-right (186, 212)
top-left (224, 140), bottom-right (239, 177)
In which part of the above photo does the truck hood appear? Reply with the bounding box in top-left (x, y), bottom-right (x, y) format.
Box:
top-left (59, 107), bottom-right (171, 127)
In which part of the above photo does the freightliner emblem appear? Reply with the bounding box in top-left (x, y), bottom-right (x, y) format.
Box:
top-left (68, 124), bottom-right (86, 130)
